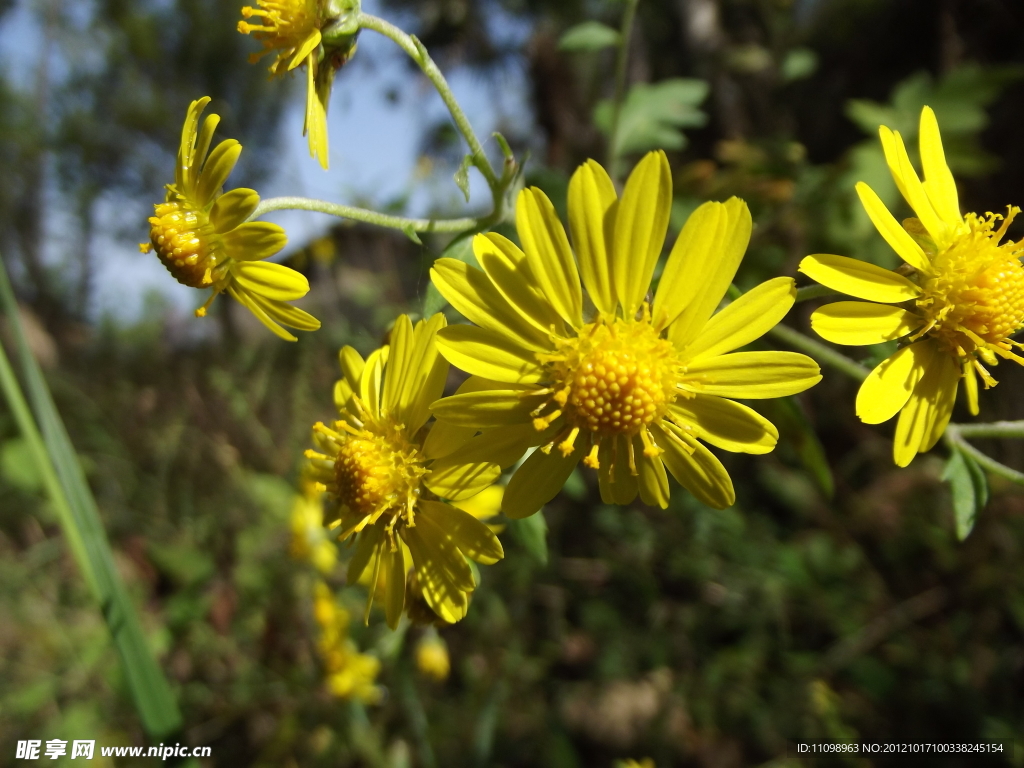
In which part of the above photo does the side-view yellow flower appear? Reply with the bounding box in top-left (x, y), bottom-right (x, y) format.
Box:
top-left (305, 314), bottom-right (505, 629)
top-left (238, 0), bottom-right (351, 169)
top-left (799, 106), bottom-right (1024, 466)
top-left (141, 97), bottom-right (320, 341)
top-left (429, 151), bottom-right (821, 517)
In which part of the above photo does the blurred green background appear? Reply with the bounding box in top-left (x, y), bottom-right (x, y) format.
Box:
top-left (4, 0), bottom-right (1024, 765)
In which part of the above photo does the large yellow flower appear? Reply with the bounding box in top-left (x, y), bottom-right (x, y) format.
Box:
top-left (142, 97), bottom-right (320, 341)
top-left (799, 106), bottom-right (1024, 466)
top-left (428, 151), bottom-right (821, 516)
top-left (305, 314), bottom-right (505, 628)
top-left (238, 0), bottom-right (339, 169)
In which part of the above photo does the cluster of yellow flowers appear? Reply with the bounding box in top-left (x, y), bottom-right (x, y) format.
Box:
top-left (139, 3), bottom-right (1024, 631)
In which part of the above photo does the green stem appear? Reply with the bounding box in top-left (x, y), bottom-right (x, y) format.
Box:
top-left (607, 0), bottom-right (639, 174)
top-left (251, 196), bottom-right (492, 234)
top-left (354, 13), bottom-right (499, 189)
top-left (795, 284), bottom-right (839, 302)
top-left (767, 323), bottom-right (870, 382)
top-left (947, 420), bottom-right (1024, 440)
top-left (945, 427), bottom-right (1024, 486)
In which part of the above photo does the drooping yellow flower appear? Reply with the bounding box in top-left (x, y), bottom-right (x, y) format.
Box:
top-left (429, 151), bottom-right (821, 516)
top-left (799, 106), bottom-right (1024, 466)
top-left (289, 487), bottom-right (338, 574)
top-left (238, 0), bottom-right (354, 169)
top-left (414, 628), bottom-right (450, 682)
top-left (305, 315), bottom-right (505, 629)
top-left (312, 582), bottom-right (382, 703)
top-left (141, 97), bottom-right (320, 341)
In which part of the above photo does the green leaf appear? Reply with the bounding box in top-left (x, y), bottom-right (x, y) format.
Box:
top-left (454, 154), bottom-right (473, 202)
top-left (507, 511), bottom-right (548, 566)
top-left (0, 256), bottom-right (183, 738)
top-left (402, 225), bottom-right (423, 245)
top-left (422, 232), bottom-right (477, 316)
top-left (762, 397), bottom-right (834, 498)
top-left (781, 47), bottom-right (818, 82)
top-left (558, 21), bottom-right (620, 53)
top-left (943, 446), bottom-right (989, 541)
top-left (595, 78), bottom-right (709, 158)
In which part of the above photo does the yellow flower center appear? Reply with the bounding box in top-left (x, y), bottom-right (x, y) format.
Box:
top-left (531, 311), bottom-right (682, 468)
top-left (916, 209), bottom-right (1024, 357)
top-left (147, 200), bottom-right (221, 289)
top-left (332, 425), bottom-right (425, 525)
top-left (239, 0), bottom-right (319, 69)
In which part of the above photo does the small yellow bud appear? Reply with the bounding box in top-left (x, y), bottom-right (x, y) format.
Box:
top-left (415, 630), bottom-right (450, 682)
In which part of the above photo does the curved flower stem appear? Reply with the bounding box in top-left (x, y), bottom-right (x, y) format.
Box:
top-left (607, 0), bottom-right (640, 176)
top-left (767, 323), bottom-right (870, 382)
top-left (251, 196), bottom-right (493, 234)
top-left (796, 284), bottom-right (839, 303)
top-left (944, 426), bottom-right (1024, 486)
top-left (354, 13), bottom-right (499, 189)
top-left (947, 420), bottom-right (1024, 440)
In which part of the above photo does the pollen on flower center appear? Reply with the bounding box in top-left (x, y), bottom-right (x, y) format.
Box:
top-left (543, 316), bottom-right (680, 436)
top-left (916, 209), bottom-right (1024, 353)
top-left (333, 428), bottom-right (425, 524)
top-left (147, 201), bottom-right (220, 289)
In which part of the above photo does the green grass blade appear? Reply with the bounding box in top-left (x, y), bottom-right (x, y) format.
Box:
top-left (0, 256), bottom-right (182, 738)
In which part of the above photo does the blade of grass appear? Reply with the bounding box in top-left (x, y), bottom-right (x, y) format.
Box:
top-left (0, 255), bottom-right (182, 738)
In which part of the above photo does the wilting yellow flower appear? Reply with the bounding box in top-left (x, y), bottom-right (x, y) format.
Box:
top-left (238, 0), bottom-right (356, 169)
top-left (414, 628), bottom-right (450, 682)
top-left (429, 152), bottom-right (821, 515)
top-left (312, 582), bottom-right (382, 703)
top-left (800, 106), bottom-right (1024, 466)
top-left (141, 97), bottom-right (320, 341)
top-left (306, 314), bottom-right (505, 629)
top-left (289, 489), bottom-right (337, 574)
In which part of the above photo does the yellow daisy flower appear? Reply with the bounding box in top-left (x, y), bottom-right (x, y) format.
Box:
top-left (141, 97), bottom-right (320, 341)
top-left (429, 151), bottom-right (821, 516)
top-left (305, 314), bottom-right (505, 629)
top-left (799, 106), bottom-right (1024, 466)
top-left (238, 0), bottom-right (351, 169)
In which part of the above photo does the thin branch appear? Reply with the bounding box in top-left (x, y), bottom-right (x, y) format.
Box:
top-left (947, 420), bottom-right (1024, 440)
top-left (250, 196), bottom-right (489, 234)
top-left (945, 427), bottom-right (1024, 486)
top-left (795, 284), bottom-right (839, 303)
top-left (767, 323), bottom-right (870, 382)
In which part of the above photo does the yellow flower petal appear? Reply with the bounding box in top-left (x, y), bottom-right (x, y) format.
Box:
top-left (210, 188), bottom-right (260, 232)
top-left (473, 233), bottom-right (567, 336)
top-left (431, 257), bottom-right (550, 350)
top-left (810, 301), bottom-right (921, 345)
top-left (666, 197), bottom-right (753, 349)
top-left (597, 434), bottom-right (638, 505)
top-left (400, 314), bottom-right (450, 436)
top-left (964, 361), bottom-right (979, 417)
top-left (435, 325), bottom-right (545, 384)
top-left (347, 525), bottom-right (383, 586)
top-left (669, 395), bottom-right (779, 455)
top-left (196, 139), bottom-right (242, 208)
top-left (855, 182), bottom-right (930, 273)
top-left (855, 341), bottom-right (931, 424)
top-left (305, 52), bottom-right (329, 169)
top-left (360, 347), bottom-right (387, 419)
top-left (339, 346), bottom-right (365, 391)
top-left (652, 423), bottom-right (735, 509)
top-left (231, 260), bottom-right (309, 301)
top-left (683, 351), bottom-right (822, 399)
top-left (635, 443), bottom-right (669, 509)
top-left (893, 347), bottom-right (959, 467)
top-left (226, 284), bottom-right (297, 341)
top-left (177, 97), bottom-right (212, 193)
top-left (450, 485), bottom-right (504, 521)
top-left (613, 150), bottom-right (672, 316)
top-left (418, 500), bottom-right (504, 565)
top-left (402, 523), bottom-right (470, 623)
top-left (652, 200), bottom-right (726, 330)
top-left (680, 277), bottom-right (796, 361)
top-left (289, 28), bottom-right (322, 70)
top-left (919, 106), bottom-right (961, 228)
top-left (247, 291), bottom-right (321, 331)
top-left (422, 418), bottom-right (477, 461)
top-left (221, 221), bottom-right (288, 260)
top-left (384, 544), bottom-right (406, 630)
top-left (439, 423), bottom-right (541, 469)
top-left (798, 253), bottom-right (921, 303)
top-left (430, 388), bottom-right (547, 428)
top-left (515, 187), bottom-right (583, 328)
top-left (423, 455), bottom-right (501, 502)
top-left (880, 126), bottom-right (947, 247)
top-left (567, 159), bottom-right (617, 314)
top-left (503, 444), bottom-right (584, 519)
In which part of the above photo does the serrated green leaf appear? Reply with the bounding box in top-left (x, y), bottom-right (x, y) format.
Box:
top-left (454, 154), bottom-right (473, 202)
top-left (595, 78), bottom-right (709, 158)
top-left (507, 511), bottom-right (548, 566)
top-left (558, 21), bottom-right (620, 53)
